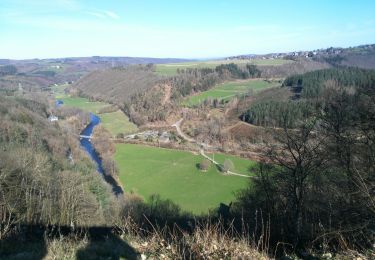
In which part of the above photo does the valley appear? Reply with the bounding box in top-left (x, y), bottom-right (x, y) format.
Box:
top-left (50, 78), bottom-right (261, 214)
top-left (114, 143), bottom-right (255, 214)
top-left (1, 5), bottom-right (374, 256)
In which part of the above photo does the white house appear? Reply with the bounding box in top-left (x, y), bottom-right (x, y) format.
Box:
top-left (48, 115), bottom-right (58, 122)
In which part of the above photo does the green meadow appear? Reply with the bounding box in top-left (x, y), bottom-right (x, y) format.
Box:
top-left (184, 79), bottom-right (280, 106)
top-left (100, 110), bottom-right (138, 136)
top-left (155, 58), bottom-right (293, 76)
top-left (114, 144), bottom-right (256, 214)
top-left (53, 84), bottom-right (137, 136)
top-left (58, 96), bottom-right (110, 113)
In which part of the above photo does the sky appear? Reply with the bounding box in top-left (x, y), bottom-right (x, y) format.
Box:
top-left (1, 0), bottom-right (375, 59)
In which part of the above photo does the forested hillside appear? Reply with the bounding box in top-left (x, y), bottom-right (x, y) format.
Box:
top-left (283, 67), bottom-right (375, 98)
top-left (314, 44), bottom-right (375, 69)
top-left (75, 63), bottom-right (264, 125)
top-left (242, 67), bottom-right (375, 127)
top-left (234, 80), bottom-right (375, 253)
top-left (0, 94), bottom-right (117, 230)
top-left (73, 66), bottom-right (161, 104)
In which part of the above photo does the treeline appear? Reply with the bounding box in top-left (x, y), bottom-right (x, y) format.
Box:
top-left (259, 59), bottom-right (330, 78)
top-left (233, 83), bottom-right (375, 255)
top-left (283, 67), bottom-right (375, 98)
top-left (0, 65), bottom-right (17, 76)
top-left (171, 63), bottom-right (261, 98)
top-left (242, 100), bottom-right (316, 128)
top-left (74, 63), bottom-right (262, 125)
top-left (73, 65), bottom-right (160, 106)
top-left (0, 94), bottom-right (117, 234)
top-left (243, 67), bottom-right (375, 127)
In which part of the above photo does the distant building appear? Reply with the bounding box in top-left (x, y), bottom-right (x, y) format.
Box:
top-left (159, 131), bottom-right (170, 143)
top-left (48, 115), bottom-right (58, 122)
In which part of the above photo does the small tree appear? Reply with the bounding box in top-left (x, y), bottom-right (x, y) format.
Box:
top-left (199, 159), bottom-right (210, 172)
top-left (222, 159), bottom-right (234, 173)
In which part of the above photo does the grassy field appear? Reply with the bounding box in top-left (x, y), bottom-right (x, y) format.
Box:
top-left (114, 144), bottom-right (256, 214)
top-left (58, 96), bottom-right (110, 113)
top-left (155, 58), bottom-right (293, 76)
top-left (59, 96), bottom-right (137, 136)
top-left (52, 84), bottom-right (138, 136)
top-left (184, 79), bottom-right (280, 107)
top-left (51, 84), bottom-right (69, 99)
top-left (100, 110), bottom-right (138, 136)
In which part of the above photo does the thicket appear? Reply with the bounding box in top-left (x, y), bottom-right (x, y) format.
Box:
top-left (242, 100), bottom-right (316, 128)
top-left (170, 63), bottom-right (261, 99)
top-left (243, 68), bottom-right (375, 128)
top-left (234, 83), bottom-right (375, 256)
top-left (283, 67), bottom-right (375, 98)
top-left (0, 65), bottom-right (17, 76)
top-left (0, 95), bottom-right (116, 238)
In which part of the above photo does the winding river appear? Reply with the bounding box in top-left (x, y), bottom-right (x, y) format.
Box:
top-left (57, 100), bottom-right (123, 195)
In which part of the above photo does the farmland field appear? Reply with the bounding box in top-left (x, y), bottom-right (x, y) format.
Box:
top-left (114, 143), bottom-right (256, 214)
top-left (184, 79), bottom-right (281, 106)
top-left (58, 96), bottom-right (110, 113)
top-left (53, 84), bottom-right (138, 136)
top-left (155, 58), bottom-right (294, 76)
top-left (99, 110), bottom-right (138, 136)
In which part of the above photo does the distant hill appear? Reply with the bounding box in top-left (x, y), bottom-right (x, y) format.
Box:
top-left (0, 56), bottom-right (194, 86)
top-left (73, 66), bottom-right (160, 105)
top-left (226, 43), bottom-right (375, 70)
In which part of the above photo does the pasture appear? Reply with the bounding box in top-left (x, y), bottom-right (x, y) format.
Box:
top-left (58, 96), bottom-right (110, 113)
top-left (184, 79), bottom-right (280, 106)
top-left (155, 58), bottom-right (293, 76)
top-left (114, 144), bottom-right (256, 214)
top-left (100, 110), bottom-right (138, 136)
top-left (53, 84), bottom-right (138, 136)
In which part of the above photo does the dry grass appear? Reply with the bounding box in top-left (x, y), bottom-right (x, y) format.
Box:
top-left (116, 215), bottom-right (269, 259)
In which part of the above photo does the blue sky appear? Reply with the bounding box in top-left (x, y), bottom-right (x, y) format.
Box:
top-left (1, 0), bottom-right (375, 59)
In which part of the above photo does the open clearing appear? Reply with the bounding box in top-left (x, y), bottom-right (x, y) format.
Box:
top-left (114, 143), bottom-right (256, 214)
top-left (58, 96), bottom-right (110, 113)
top-left (60, 96), bottom-right (137, 136)
top-left (100, 110), bottom-right (138, 136)
top-left (184, 79), bottom-right (281, 107)
top-left (53, 85), bottom-right (138, 136)
top-left (155, 58), bottom-right (293, 76)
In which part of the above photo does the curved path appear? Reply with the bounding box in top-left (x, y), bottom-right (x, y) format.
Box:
top-left (172, 119), bottom-right (253, 178)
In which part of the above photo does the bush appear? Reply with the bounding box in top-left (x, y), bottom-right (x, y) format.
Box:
top-left (116, 133), bottom-right (124, 139)
top-left (199, 159), bottom-right (210, 171)
top-left (222, 159), bottom-right (234, 173)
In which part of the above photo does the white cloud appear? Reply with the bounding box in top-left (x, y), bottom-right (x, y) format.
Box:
top-left (86, 9), bottom-right (120, 20)
top-left (103, 10), bottom-right (120, 20)
top-left (86, 11), bottom-right (106, 19)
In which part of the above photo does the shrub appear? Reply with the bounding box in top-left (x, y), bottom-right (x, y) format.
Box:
top-left (222, 159), bottom-right (234, 173)
top-left (199, 159), bottom-right (210, 171)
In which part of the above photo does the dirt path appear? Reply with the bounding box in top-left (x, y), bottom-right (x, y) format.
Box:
top-left (199, 149), bottom-right (252, 178)
top-left (172, 118), bottom-right (253, 178)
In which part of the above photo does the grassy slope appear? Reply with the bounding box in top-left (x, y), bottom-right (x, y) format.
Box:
top-left (185, 79), bottom-right (280, 106)
top-left (155, 59), bottom-right (293, 76)
top-left (114, 144), bottom-right (255, 214)
top-left (53, 85), bottom-right (138, 136)
top-left (100, 110), bottom-right (138, 136)
top-left (59, 96), bottom-right (110, 113)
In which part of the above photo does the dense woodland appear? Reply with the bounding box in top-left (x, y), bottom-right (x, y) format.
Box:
top-left (242, 67), bottom-right (375, 128)
top-left (283, 67), bottom-right (375, 98)
top-left (235, 81), bottom-right (375, 254)
top-left (0, 94), bottom-right (118, 231)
